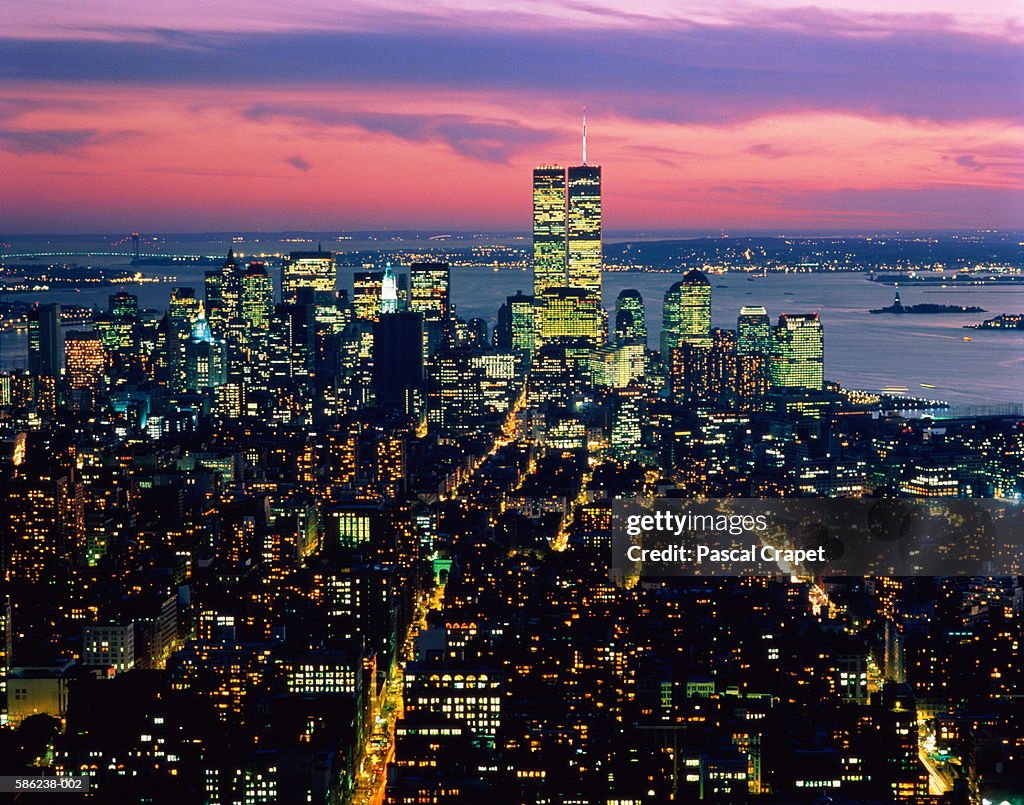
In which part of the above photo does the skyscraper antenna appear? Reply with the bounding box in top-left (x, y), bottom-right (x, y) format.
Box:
top-left (582, 106), bottom-right (587, 166)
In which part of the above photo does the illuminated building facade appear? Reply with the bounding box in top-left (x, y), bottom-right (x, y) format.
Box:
top-left (770, 314), bottom-right (824, 391)
top-left (661, 269), bottom-right (711, 356)
top-left (64, 331), bottom-right (106, 409)
top-left (531, 167), bottom-right (567, 297)
top-left (283, 249), bottom-right (335, 303)
top-left (353, 271), bottom-right (383, 323)
top-left (614, 288), bottom-right (646, 345)
top-left (566, 164), bottom-right (602, 296)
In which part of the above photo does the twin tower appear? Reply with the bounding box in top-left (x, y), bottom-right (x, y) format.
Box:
top-left (531, 131), bottom-right (603, 344)
top-left (532, 163), bottom-right (602, 298)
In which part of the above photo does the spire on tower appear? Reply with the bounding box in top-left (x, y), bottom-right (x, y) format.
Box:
top-left (582, 106), bottom-right (587, 166)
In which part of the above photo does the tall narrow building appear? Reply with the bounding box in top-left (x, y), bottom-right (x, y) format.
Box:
top-left (532, 168), bottom-right (567, 297)
top-left (64, 331), bottom-right (106, 409)
top-left (409, 263), bottom-right (449, 323)
top-left (661, 269), bottom-right (711, 356)
top-left (381, 263), bottom-right (400, 315)
top-left (737, 306), bottom-right (771, 355)
top-left (532, 117), bottom-right (605, 348)
top-left (566, 163), bottom-right (602, 296)
top-left (614, 289), bottom-right (646, 345)
top-left (240, 263), bottom-right (274, 333)
top-left (770, 314), bottom-right (824, 391)
top-left (28, 303), bottom-right (62, 377)
top-left (353, 271), bottom-right (384, 323)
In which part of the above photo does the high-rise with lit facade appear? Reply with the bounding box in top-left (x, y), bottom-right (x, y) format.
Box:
top-left (380, 263), bottom-right (400, 315)
top-left (614, 289), bottom-right (646, 345)
top-left (538, 288), bottom-right (605, 346)
top-left (185, 315), bottom-right (228, 391)
top-left (409, 262), bottom-right (450, 322)
top-left (661, 269), bottom-right (711, 356)
top-left (531, 168), bottom-right (568, 297)
top-left (353, 271), bottom-right (383, 323)
top-left (282, 248), bottom-right (335, 303)
top-left (240, 263), bottom-right (274, 333)
top-left (64, 331), bottom-right (106, 409)
top-left (409, 262), bottom-right (451, 357)
top-left (737, 306), bottom-right (771, 356)
top-left (506, 291), bottom-right (535, 356)
top-left (770, 313), bottom-right (824, 390)
top-left (566, 164), bottom-right (602, 296)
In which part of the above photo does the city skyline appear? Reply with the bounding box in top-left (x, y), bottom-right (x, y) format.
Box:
top-left (0, 146), bottom-right (1022, 802)
top-left (1, 4), bottom-right (1023, 802)
top-left (2, 0), bottom-right (1022, 233)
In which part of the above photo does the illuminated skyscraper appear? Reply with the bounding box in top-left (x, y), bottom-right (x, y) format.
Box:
top-left (770, 314), bottom-right (824, 391)
top-left (614, 289), bottom-right (646, 345)
top-left (353, 271), bottom-right (383, 323)
top-left (28, 303), bottom-right (62, 377)
top-left (409, 262), bottom-right (450, 323)
top-left (64, 331), bottom-right (106, 409)
top-left (737, 306), bottom-right (771, 356)
top-left (206, 250), bottom-right (241, 335)
top-left (94, 294), bottom-right (138, 358)
top-left (532, 168), bottom-right (567, 297)
top-left (185, 315), bottom-right (227, 391)
top-left (661, 270), bottom-right (711, 355)
top-left (427, 348), bottom-right (487, 438)
top-left (167, 288), bottom-right (201, 390)
top-left (109, 292), bottom-right (138, 319)
top-left (538, 288), bottom-right (604, 346)
top-left (409, 262), bottom-right (451, 356)
top-left (566, 164), bottom-right (602, 296)
top-left (240, 263), bottom-right (274, 333)
top-left (504, 291), bottom-right (535, 356)
top-left (381, 263), bottom-right (400, 315)
top-left (283, 248), bottom-right (335, 303)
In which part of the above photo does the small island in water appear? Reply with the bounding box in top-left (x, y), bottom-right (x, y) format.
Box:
top-left (870, 290), bottom-right (985, 315)
top-left (965, 313), bottom-right (1024, 330)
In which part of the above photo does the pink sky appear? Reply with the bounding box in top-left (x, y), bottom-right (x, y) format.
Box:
top-left (1, 1), bottom-right (1021, 232)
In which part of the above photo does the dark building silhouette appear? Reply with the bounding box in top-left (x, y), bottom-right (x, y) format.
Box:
top-left (372, 311), bottom-right (425, 417)
top-left (28, 303), bottom-right (62, 376)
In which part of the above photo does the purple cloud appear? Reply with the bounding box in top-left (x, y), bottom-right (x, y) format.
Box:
top-left (1, 18), bottom-right (1021, 126)
top-left (746, 143), bottom-right (794, 158)
top-left (951, 154), bottom-right (987, 171)
top-left (246, 105), bottom-right (558, 163)
top-left (0, 128), bottom-right (99, 154)
top-left (285, 155), bottom-right (311, 171)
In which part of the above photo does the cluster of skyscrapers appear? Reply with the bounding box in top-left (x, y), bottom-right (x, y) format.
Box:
top-left (0, 148), bottom-right (1021, 804)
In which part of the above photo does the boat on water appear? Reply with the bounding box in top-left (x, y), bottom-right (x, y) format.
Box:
top-left (963, 336), bottom-right (973, 341)
top-left (880, 386), bottom-right (909, 393)
top-left (920, 383), bottom-right (936, 389)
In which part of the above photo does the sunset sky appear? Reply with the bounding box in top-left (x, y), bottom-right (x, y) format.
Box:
top-left (1, 0), bottom-right (1022, 233)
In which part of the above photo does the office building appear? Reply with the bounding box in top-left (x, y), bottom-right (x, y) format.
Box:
top-left (737, 306), bottom-right (771, 355)
top-left (372, 312), bottom-right (425, 417)
top-left (64, 331), bottom-right (106, 408)
top-left (28, 303), bottom-right (62, 377)
top-left (566, 163), bottom-right (602, 296)
top-left (353, 271), bottom-right (383, 323)
top-left (283, 248), bottom-right (335, 304)
top-left (661, 270), bottom-right (711, 356)
top-left (532, 167), bottom-right (568, 297)
top-left (770, 314), bottom-right (824, 391)
top-left (614, 289), bottom-right (646, 345)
